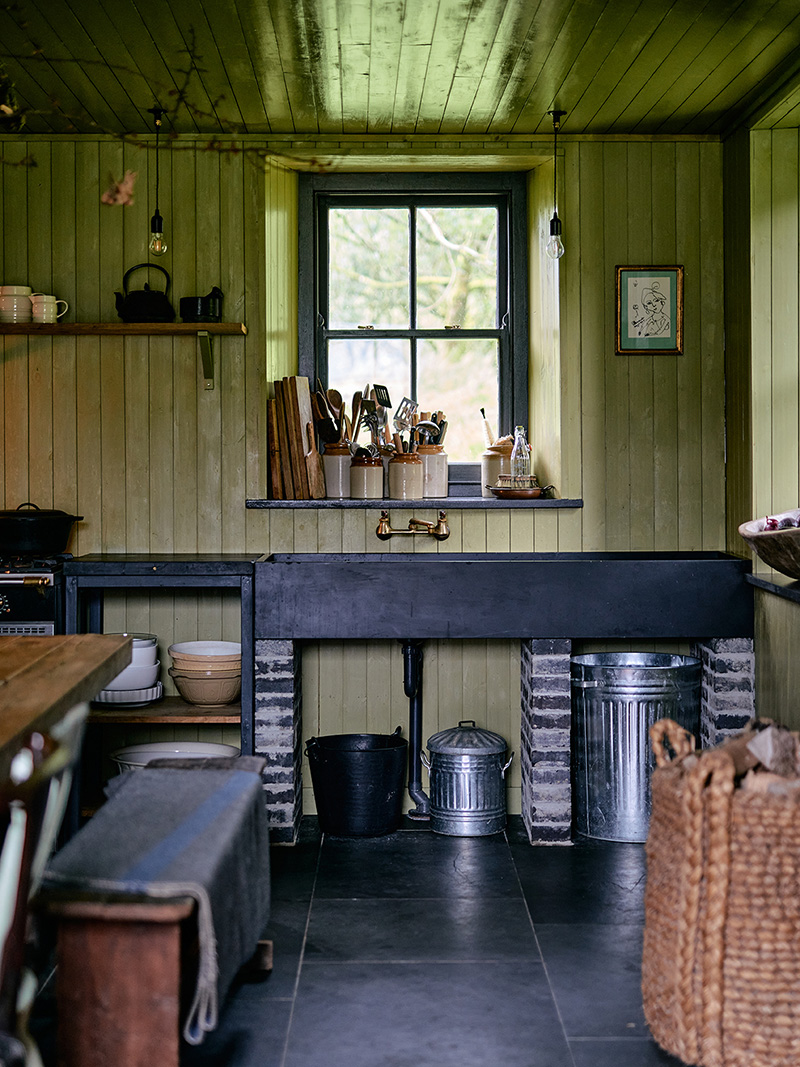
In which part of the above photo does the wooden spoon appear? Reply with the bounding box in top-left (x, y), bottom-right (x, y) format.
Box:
top-left (326, 388), bottom-right (343, 420)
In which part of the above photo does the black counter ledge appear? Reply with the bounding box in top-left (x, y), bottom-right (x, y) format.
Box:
top-left (747, 570), bottom-right (800, 606)
top-left (245, 497), bottom-right (583, 509)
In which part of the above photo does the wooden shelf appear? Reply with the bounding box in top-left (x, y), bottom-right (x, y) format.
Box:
top-left (0, 322), bottom-right (247, 336)
top-left (88, 696), bottom-right (240, 724)
top-left (0, 321), bottom-right (247, 389)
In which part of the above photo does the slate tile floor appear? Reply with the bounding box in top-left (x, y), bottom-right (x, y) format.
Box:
top-left (35, 816), bottom-right (686, 1067)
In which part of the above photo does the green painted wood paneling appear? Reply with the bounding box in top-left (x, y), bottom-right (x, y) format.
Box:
top-left (1, 132), bottom-right (729, 815)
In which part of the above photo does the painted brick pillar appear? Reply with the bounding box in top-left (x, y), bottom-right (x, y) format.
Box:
top-left (254, 639), bottom-right (302, 843)
top-left (520, 639), bottom-right (573, 843)
top-left (691, 637), bottom-right (755, 746)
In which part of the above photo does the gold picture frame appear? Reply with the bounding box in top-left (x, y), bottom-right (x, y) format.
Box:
top-left (615, 266), bottom-right (684, 355)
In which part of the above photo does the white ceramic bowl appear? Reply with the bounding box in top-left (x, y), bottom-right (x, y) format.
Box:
top-left (103, 660), bottom-right (160, 691)
top-left (107, 633), bottom-right (159, 665)
top-left (111, 740), bottom-right (240, 772)
top-left (169, 640), bottom-right (241, 659)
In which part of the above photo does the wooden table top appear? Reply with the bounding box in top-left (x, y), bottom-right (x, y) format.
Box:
top-left (0, 635), bottom-right (131, 779)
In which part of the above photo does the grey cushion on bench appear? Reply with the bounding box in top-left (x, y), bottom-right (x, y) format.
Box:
top-left (42, 767), bottom-right (270, 1045)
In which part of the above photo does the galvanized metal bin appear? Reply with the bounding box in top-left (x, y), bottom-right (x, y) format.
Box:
top-left (571, 652), bottom-right (701, 842)
top-left (423, 720), bottom-right (513, 836)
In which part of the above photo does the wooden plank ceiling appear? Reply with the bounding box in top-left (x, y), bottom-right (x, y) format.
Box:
top-left (1, 0), bottom-right (799, 138)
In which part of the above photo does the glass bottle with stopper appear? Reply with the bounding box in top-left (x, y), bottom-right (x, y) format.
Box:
top-left (510, 425), bottom-right (531, 483)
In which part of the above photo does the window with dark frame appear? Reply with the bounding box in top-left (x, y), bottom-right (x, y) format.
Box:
top-left (298, 172), bottom-right (529, 482)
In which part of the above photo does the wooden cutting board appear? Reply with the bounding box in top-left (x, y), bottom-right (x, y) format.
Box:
top-left (305, 422), bottom-right (326, 499)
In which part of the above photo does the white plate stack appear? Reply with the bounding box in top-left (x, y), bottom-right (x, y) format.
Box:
top-left (94, 633), bottom-right (162, 707)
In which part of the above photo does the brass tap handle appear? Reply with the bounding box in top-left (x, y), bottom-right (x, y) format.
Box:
top-left (375, 509), bottom-right (449, 541)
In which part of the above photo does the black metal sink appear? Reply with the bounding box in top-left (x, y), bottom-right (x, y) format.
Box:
top-left (254, 551), bottom-right (753, 640)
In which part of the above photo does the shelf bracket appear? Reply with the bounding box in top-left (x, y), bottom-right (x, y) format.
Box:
top-left (198, 331), bottom-right (214, 389)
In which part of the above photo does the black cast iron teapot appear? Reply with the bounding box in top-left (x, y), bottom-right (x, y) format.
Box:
top-left (115, 263), bottom-right (175, 323)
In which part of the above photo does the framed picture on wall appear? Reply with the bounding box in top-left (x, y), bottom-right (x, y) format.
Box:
top-left (615, 266), bottom-right (684, 354)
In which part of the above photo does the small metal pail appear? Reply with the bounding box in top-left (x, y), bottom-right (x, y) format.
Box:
top-left (423, 720), bottom-right (513, 836)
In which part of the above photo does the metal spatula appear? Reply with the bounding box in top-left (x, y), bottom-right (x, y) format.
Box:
top-left (394, 396), bottom-right (418, 432)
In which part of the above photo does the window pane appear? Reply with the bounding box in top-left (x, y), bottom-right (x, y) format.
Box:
top-left (328, 338), bottom-right (411, 432)
top-left (416, 207), bottom-right (498, 329)
top-left (417, 339), bottom-right (498, 462)
top-left (328, 208), bottom-right (410, 328)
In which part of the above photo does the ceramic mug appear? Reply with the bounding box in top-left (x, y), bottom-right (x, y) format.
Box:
top-left (30, 294), bottom-right (68, 323)
top-left (0, 294), bottom-right (32, 322)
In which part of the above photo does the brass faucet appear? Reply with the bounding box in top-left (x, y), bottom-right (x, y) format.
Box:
top-left (376, 510), bottom-right (450, 541)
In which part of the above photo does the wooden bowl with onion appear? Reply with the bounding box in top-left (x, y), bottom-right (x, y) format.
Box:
top-left (738, 508), bottom-right (800, 579)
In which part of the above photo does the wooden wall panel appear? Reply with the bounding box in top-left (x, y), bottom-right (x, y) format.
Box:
top-left (1, 133), bottom-right (728, 816)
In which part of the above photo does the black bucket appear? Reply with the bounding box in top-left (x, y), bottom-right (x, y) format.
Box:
top-left (305, 728), bottom-right (408, 837)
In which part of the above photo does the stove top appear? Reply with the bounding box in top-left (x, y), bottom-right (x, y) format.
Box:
top-left (0, 553), bottom-right (72, 574)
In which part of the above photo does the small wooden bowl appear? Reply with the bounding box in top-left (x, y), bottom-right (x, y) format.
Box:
top-left (738, 508), bottom-right (800, 579)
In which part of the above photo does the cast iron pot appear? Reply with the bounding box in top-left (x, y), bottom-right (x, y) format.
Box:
top-left (0, 503), bottom-right (83, 556)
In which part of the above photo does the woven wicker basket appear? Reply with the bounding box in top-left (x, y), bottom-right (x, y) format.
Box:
top-left (643, 719), bottom-right (800, 1067)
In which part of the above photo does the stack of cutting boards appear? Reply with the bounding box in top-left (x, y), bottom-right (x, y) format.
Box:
top-left (267, 376), bottom-right (326, 500)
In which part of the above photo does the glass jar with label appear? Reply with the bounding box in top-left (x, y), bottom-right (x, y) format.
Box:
top-left (416, 444), bottom-right (448, 498)
top-left (350, 453), bottom-right (384, 499)
top-left (323, 442), bottom-right (352, 499)
top-left (388, 452), bottom-right (424, 500)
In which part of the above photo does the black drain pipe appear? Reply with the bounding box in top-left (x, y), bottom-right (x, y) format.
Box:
top-left (402, 640), bottom-right (430, 819)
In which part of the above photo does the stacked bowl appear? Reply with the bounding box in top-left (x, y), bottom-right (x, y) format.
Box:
top-left (94, 633), bottom-right (162, 707)
top-left (168, 640), bottom-right (242, 706)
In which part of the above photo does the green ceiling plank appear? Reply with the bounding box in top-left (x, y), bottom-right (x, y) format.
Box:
top-left (194, 0), bottom-right (267, 130)
top-left (526, 0), bottom-right (637, 135)
top-left (414, 0), bottom-right (478, 133)
top-left (167, 0), bottom-right (247, 134)
top-left (303, 0), bottom-right (343, 134)
top-left (337, 0), bottom-right (373, 133)
top-left (20, 0), bottom-right (142, 133)
top-left (678, 8), bottom-right (800, 133)
top-left (268, 0), bottom-right (322, 133)
top-left (578, 0), bottom-right (715, 133)
top-left (0, 53), bottom-right (62, 134)
top-left (44, 0), bottom-right (153, 131)
top-left (508, 0), bottom-right (611, 134)
top-left (234, 0), bottom-right (294, 133)
top-left (0, 4), bottom-right (106, 133)
top-left (484, 0), bottom-right (579, 134)
top-left (391, 0), bottom-right (438, 133)
top-left (641, 0), bottom-right (787, 133)
top-left (593, 0), bottom-right (724, 131)
top-left (90, 0), bottom-right (214, 134)
top-left (437, 0), bottom-right (510, 133)
top-left (366, 0), bottom-right (404, 132)
top-left (457, 0), bottom-right (544, 132)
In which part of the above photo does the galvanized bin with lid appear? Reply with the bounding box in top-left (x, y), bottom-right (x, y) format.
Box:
top-left (422, 720), bottom-right (513, 836)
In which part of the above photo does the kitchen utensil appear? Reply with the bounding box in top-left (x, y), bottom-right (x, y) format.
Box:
top-left (115, 263), bottom-right (175, 323)
top-left (305, 422), bottom-right (326, 499)
top-left (326, 388), bottom-right (343, 420)
top-left (372, 384), bottom-right (391, 408)
top-left (351, 390), bottom-right (363, 441)
top-left (393, 397), bottom-right (418, 432)
top-left (480, 407), bottom-right (495, 446)
top-left (0, 502), bottom-right (83, 555)
top-left (179, 286), bottom-right (223, 323)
